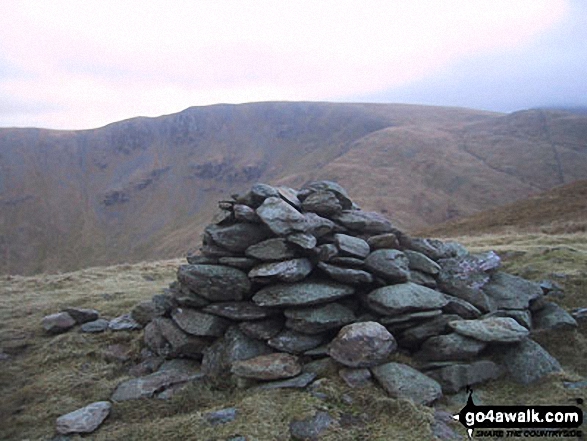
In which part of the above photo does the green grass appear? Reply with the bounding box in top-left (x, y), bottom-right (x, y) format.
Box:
top-left (1, 234), bottom-right (586, 440)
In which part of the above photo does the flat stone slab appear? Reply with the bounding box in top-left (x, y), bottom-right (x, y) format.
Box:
top-left (267, 329), bottom-right (327, 354)
top-left (218, 257), bottom-right (258, 271)
top-left (532, 302), bottom-right (578, 331)
top-left (364, 249), bottom-right (410, 282)
top-left (56, 401), bottom-right (111, 435)
top-left (256, 196), bottom-right (308, 236)
top-left (248, 258), bottom-right (313, 283)
top-left (62, 308), bottom-right (99, 324)
top-left (177, 264), bottom-right (251, 301)
top-left (367, 233), bottom-right (400, 250)
top-left (366, 282), bottom-right (448, 316)
top-left (239, 318), bottom-right (284, 340)
top-left (332, 210), bottom-right (394, 234)
top-left (109, 314), bottom-right (141, 331)
top-left (111, 367), bottom-right (203, 401)
top-left (404, 250), bottom-right (441, 275)
top-left (441, 294), bottom-right (482, 319)
top-left (416, 333), bottom-right (487, 362)
top-left (328, 321), bottom-right (397, 368)
top-left (171, 308), bottom-right (230, 337)
top-left (255, 372), bottom-right (317, 390)
top-left (284, 302), bottom-right (356, 334)
top-left (483, 271), bottom-right (543, 310)
top-left (398, 314), bottom-right (462, 348)
top-left (427, 360), bottom-right (503, 394)
top-left (339, 367), bottom-right (372, 388)
top-left (253, 280), bottom-right (354, 307)
top-left (203, 302), bottom-right (278, 321)
top-left (499, 339), bottom-right (561, 384)
top-left (302, 190), bottom-right (343, 216)
top-left (204, 223), bottom-right (272, 252)
top-left (80, 318), bottom-right (110, 333)
top-left (334, 233), bottom-right (370, 258)
top-left (290, 411), bottom-right (336, 440)
top-left (317, 262), bottom-right (373, 285)
top-left (145, 317), bottom-right (210, 358)
top-left (286, 232), bottom-right (317, 249)
top-left (245, 238), bottom-right (297, 261)
top-left (42, 312), bottom-right (76, 334)
top-left (449, 317), bottom-right (529, 343)
top-left (231, 353), bottom-right (302, 380)
top-left (203, 407), bottom-right (238, 425)
top-left (371, 362), bottom-right (442, 406)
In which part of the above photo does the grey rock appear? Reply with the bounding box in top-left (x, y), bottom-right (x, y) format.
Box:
top-left (268, 329), bottom-right (327, 354)
top-left (250, 183), bottom-right (281, 202)
top-left (256, 196), bottom-right (308, 236)
top-left (571, 307), bottom-right (587, 323)
top-left (80, 318), bottom-right (110, 333)
top-left (409, 270), bottom-right (438, 288)
top-left (441, 294), bottom-right (482, 319)
top-left (231, 353), bottom-right (302, 380)
top-left (112, 367), bottom-right (203, 401)
top-left (42, 312), bottom-right (76, 334)
top-left (329, 256), bottom-right (365, 267)
top-left (334, 233), bottom-right (370, 258)
top-left (256, 372), bottom-right (317, 390)
top-left (287, 232), bottom-right (318, 249)
top-left (218, 257), bottom-right (259, 270)
top-left (145, 317), bottom-right (210, 358)
top-left (427, 360), bottom-right (503, 394)
top-left (499, 339), bottom-right (562, 384)
top-left (328, 321), bottom-right (397, 368)
top-left (62, 308), bottom-right (99, 324)
top-left (532, 302), bottom-right (577, 331)
top-left (200, 242), bottom-right (234, 258)
top-left (302, 190), bottom-right (343, 216)
top-left (367, 233), bottom-right (400, 250)
top-left (253, 280), bottom-right (354, 307)
top-left (316, 243), bottom-right (339, 261)
top-left (202, 326), bottom-right (272, 381)
top-left (366, 282), bottom-right (448, 316)
top-left (303, 357), bottom-right (338, 376)
top-left (205, 223), bottom-right (272, 252)
top-left (234, 204), bottom-right (260, 222)
top-left (483, 310), bottom-right (532, 329)
top-left (379, 309), bottom-right (443, 325)
top-left (303, 213), bottom-right (336, 237)
top-left (364, 249), bottom-right (410, 282)
top-left (109, 314), bottom-right (141, 331)
top-left (431, 409), bottom-right (464, 441)
top-left (239, 318), bottom-right (284, 340)
top-left (277, 186), bottom-right (302, 208)
top-left (284, 302), bottom-right (356, 334)
top-left (449, 317), bottom-right (529, 343)
top-left (404, 250), bottom-right (441, 275)
top-left (290, 411), bottom-right (336, 440)
top-left (131, 301), bottom-right (165, 326)
top-left (203, 407), bottom-right (238, 425)
top-left (249, 258), bottom-right (314, 283)
top-left (317, 262), bottom-right (373, 285)
top-left (171, 308), bottom-right (230, 337)
top-left (371, 362), bottom-right (442, 406)
top-left (172, 284), bottom-right (211, 308)
top-left (177, 264), bottom-right (251, 301)
top-left (416, 333), bottom-right (487, 362)
top-left (299, 180), bottom-right (353, 208)
top-left (245, 238), bottom-right (297, 261)
top-left (339, 368), bottom-right (372, 388)
top-left (332, 210), bottom-right (394, 234)
top-left (203, 302), bottom-right (278, 321)
top-left (186, 254), bottom-right (219, 265)
top-left (56, 401), bottom-right (111, 435)
top-left (398, 314), bottom-right (462, 348)
top-left (483, 272), bottom-right (543, 310)
top-left (563, 380), bottom-right (587, 389)
top-left (303, 344), bottom-right (330, 357)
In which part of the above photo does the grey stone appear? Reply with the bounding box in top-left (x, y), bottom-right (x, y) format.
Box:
top-left (483, 272), bottom-right (543, 310)
top-left (409, 270), bottom-right (437, 288)
top-left (218, 257), bottom-right (259, 270)
top-left (145, 317), bottom-right (210, 358)
top-left (365, 282), bottom-right (448, 316)
top-left (62, 308), bottom-right (99, 324)
top-left (532, 302), bottom-right (578, 331)
top-left (284, 302), bottom-right (356, 334)
top-left (245, 238), bottom-right (297, 261)
top-left (449, 317), bottom-right (529, 343)
top-left (205, 223), bottom-right (272, 252)
top-left (571, 307), bottom-right (587, 323)
top-left (398, 314), bottom-right (462, 348)
top-left (302, 190), bottom-right (343, 216)
top-left (131, 301), bottom-right (164, 326)
top-left (303, 213), bottom-right (336, 237)
top-left (303, 358), bottom-right (338, 377)
top-left (371, 362), bottom-right (442, 405)
top-left (186, 254), bottom-right (219, 265)
top-left (499, 339), bottom-right (562, 384)
top-left (332, 210), bottom-right (394, 234)
top-left (177, 264), bottom-right (251, 301)
top-left (329, 256), bottom-right (365, 268)
top-left (203, 302), bottom-right (278, 321)
top-left (56, 401), bottom-right (111, 435)
top-left (441, 294), bottom-right (482, 319)
top-left (303, 344), bottom-right (330, 357)
top-left (231, 353), bottom-right (302, 380)
top-left (256, 196), bottom-right (308, 236)
top-left (339, 368), bottom-right (372, 388)
top-left (367, 233), bottom-right (400, 250)
top-left (427, 360), bottom-right (503, 394)
top-left (200, 242), bottom-right (234, 258)
top-left (317, 262), bottom-right (373, 285)
top-left (334, 233), bottom-right (370, 258)
top-left (268, 329), bottom-right (327, 354)
top-left (249, 258), bottom-right (314, 283)
top-left (203, 407), bottom-right (238, 425)
top-left (239, 318), bottom-right (284, 340)
top-left (290, 411), bottom-right (336, 440)
top-left (42, 312), bottom-right (76, 334)
top-left (416, 333), bottom-right (487, 362)
top-left (80, 318), bottom-right (110, 333)
top-left (172, 284), bottom-right (211, 308)
top-left (431, 409), bottom-right (465, 441)
top-left (483, 310), bottom-right (532, 329)
top-left (364, 249), bottom-right (410, 282)
top-left (300, 180), bottom-right (353, 208)
top-left (316, 243), bottom-right (339, 261)
top-left (109, 314), bottom-right (141, 331)
top-left (171, 308), bottom-right (230, 337)
top-left (256, 372), bottom-right (317, 390)
top-left (404, 250), bottom-right (441, 275)
top-left (287, 232), bottom-right (317, 249)
top-left (253, 280), bottom-right (354, 307)
top-left (234, 204), bottom-right (260, 222)
top-left (277, 186), bottom-right (302, 208)
top-left (379, 309), bottom-right (443, 325)
top-left (328, 321), bottom-right (397, 368)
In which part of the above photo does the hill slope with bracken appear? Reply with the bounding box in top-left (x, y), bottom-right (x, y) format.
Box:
top-left (1, 102), bottom-right (587, 275)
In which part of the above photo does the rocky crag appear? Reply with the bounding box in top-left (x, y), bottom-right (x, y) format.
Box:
top-left (121, 181), bottom-right (577, 404)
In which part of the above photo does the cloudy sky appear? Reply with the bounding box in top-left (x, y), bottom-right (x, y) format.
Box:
top-left (1, 0), bottom-right (586, 130)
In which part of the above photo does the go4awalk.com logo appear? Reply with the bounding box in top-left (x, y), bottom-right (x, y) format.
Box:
top-left (452, 390), bottom-right (583, 439)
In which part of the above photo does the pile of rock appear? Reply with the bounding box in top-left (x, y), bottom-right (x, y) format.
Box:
top-left (133, 181), bottom-right (577, 404)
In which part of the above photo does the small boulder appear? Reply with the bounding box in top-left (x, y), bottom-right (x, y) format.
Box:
top-left (334, 233), bottom-right (370, 258)
top-left (109, 314), bottom-right (141, 331)
top-left (416, 333), bottom-right (487, 362)
top-left (290, 411), bottom-right (336, 441)
top-left (80, 318), bottom-right (110, 333)
top-left (449, 317), bottom-right (529, 343)
top-left (532, 302), bottom-right (578, 331)
top-left (56, 401), bottom-right (111, 435)
top-left (499, 339), bottom-right (562, 384)
top-left (284, 302), bottom-right (356, 334)
top-left (62, 308), bottom-right (99, 324)
top-left (248, 258), bottom-right (314, 283)
top-left (427, 360), bottom-right (503, 393)
top-left (364, 249), bottom-right (410, 282)
top-left (231, 353), bottom-right (302, 380)
top-left (365, 282), bottom-right (448, 316)
top-left (371, 362), bottom-right (442, 406)
top-left (42, 312), bottom-right (76, 334)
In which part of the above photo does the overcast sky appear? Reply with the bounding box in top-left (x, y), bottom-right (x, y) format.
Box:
top-left (1, 0), bottom-right (586, 130)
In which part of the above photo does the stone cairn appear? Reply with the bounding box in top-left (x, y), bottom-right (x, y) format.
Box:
top-left (132, 181), bottom-right (578, 405)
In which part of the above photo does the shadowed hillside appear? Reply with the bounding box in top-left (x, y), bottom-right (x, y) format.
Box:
top-left (1, 102), bottom-right (587, 275)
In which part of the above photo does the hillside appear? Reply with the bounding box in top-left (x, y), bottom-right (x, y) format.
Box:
top-left (1, 102), bottom-right (587, 275)
top-left (420, 179), bottom-right (587, 237)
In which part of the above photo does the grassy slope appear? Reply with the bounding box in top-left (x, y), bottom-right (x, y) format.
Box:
top-left (1, 230), bottom-right (586, 440)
